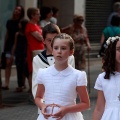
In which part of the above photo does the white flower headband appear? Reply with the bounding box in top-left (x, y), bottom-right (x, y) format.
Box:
top-left (106, 36), bottom-right (120, 46)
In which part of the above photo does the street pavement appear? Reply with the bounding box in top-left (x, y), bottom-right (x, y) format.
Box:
top-left (0, 57), bottom-right (102, 120)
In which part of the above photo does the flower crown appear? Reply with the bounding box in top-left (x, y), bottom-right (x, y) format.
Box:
top-left (106, 36), bottom-right (120, 46)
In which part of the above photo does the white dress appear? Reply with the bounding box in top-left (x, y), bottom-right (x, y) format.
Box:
top-left (94, 72), bottom-right (120, 120)
top-left (35, 65), bottom-right (87, 120)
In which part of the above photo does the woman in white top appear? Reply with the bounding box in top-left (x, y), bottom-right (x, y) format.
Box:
top-left (93, 36), bottom-right (120, 120)
top-left (40, 6), bottom-right (53, 28)
top-left (35, 33), bottom-right (90, 120)
top-left (50, 7), bottom-right (59, 24)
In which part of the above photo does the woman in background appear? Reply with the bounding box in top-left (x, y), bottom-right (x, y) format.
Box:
top-left (40, 6), bottom-right (53, 28)
top-left (2, 5), bottom-right (24, 90)
top-left (25, 7), bottom-right (44, 93)
top-left (98, 15), bottom-right (120, 57)
top-left (50, 6), bottom-right (59, 24)
top-left (61, 15), bottom-right (91, 70)
top-left (12, 19), bottom-right (28, 92)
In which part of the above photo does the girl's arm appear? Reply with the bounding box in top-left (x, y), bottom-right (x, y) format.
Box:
top-left (31, 31), bottom-right (43, 42)
top-left (92, 90), bottom-right (105, 120)
top-left (100, 34), bottom-right (105, 45)
top-left (35, 84), bottom-right (45, 110)
top-left (65, 86), bottom-right (90, 112)
top-left (35, 84), bottom-right (51, 119)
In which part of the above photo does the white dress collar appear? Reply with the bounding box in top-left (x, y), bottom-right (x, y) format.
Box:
top-left (49, 65), bottom-right (73, 77)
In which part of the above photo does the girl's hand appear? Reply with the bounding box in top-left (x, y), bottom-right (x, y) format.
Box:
top-left (41, 104), bottom-right (51, 119)
top-left (52, 106), bottom-right (67, 120)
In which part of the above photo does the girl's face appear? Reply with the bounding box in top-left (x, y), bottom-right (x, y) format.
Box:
top-left (52, 38), bottom-right (73, 64)
top-left (116, 40), bottom-right (120, 66)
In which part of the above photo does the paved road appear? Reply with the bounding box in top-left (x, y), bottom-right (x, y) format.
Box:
top-left (0, 57), bottom-right (102, 120)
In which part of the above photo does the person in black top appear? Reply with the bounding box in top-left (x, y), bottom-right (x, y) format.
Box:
top-left (12, 19), bottom-right (29, 92)
top-left (2, 5), bottom-right (24, 90)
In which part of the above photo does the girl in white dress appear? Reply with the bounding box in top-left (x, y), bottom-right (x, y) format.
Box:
top-left (35, 33), bottom-right (90, 120)
top-left (93, 36), bottom-right (120, 120)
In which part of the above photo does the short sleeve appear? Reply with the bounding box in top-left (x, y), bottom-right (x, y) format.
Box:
top-left (35, 68), bottom-right (44, 84)
top-left (116, 27), bottom-right (120, 35)
top-left (40, 20), bottom-right (50, 28)
top-left (94, 74), bottom-right (103, 91)
top-left (25, 23), bottom-right (40, 33)
top-left (40, 21), bottom-right (45, 28)
top-left (103, 27), bottom-right (109, 39)
top-left (103, 27), bottom-right (106, 35)
top-left (77, 71), bottom-right (87, 86)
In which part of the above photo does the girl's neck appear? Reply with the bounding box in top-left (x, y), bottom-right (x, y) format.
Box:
top-left (54, 62), bottom-right (68, 71)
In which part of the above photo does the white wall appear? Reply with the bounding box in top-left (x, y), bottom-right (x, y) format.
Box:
top-left (19, 0), bottom-right (37, 19)
top-left (0, 0), bottom-right (17, 52)
top-left (19, 0), bottom-right (85, 27)
top-left (42, 0), bottom-right (74, 27)
top-left (74, 0), bottom-right (85, 16)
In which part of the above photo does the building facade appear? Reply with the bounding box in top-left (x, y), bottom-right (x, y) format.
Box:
top-left (0, 0), bottom-right (18, 53)
top-left (0, 0), bottom-right (116, 53)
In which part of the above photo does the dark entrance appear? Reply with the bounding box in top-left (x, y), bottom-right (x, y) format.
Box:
top-left (85, 0), bottom-right (114, 43)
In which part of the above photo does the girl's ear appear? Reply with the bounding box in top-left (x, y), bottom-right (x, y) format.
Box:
top-left (69, 49), bottom-right (74, 56)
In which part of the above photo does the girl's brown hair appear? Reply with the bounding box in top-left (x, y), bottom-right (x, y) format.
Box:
top-left (51, 33), bottom-right (74, 50)
top-left (102, 39), bottom-right (118, 79)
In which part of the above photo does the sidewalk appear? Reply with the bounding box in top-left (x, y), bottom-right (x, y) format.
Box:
top-left (0, 57), bottom-right (102, 120)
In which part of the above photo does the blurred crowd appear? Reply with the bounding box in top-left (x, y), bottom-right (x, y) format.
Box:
top-left (1, 2), bottom-right (120, 100)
